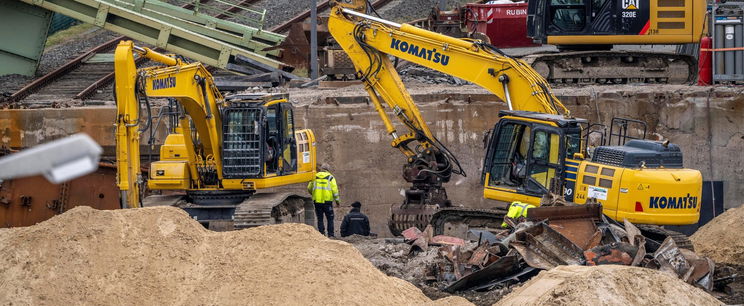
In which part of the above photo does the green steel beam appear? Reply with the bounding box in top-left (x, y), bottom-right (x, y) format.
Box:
top-left (0, 0), bottom-right (52, 76)
top-left (104, 0), bottom-right (285, 57)
top-left (17, 0), bottom-right (289, 70)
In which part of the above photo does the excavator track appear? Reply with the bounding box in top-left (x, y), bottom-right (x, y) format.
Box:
top-left (429, 207), bottom-right (507, 237)
top-left (233, 193), bottom-right (313, 229)
top-left (145, 192), bottom-right (313, 230)
top-left (522, 50), bottom-right (696, 85)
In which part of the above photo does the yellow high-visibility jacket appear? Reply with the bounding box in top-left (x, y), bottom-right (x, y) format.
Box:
top-left (501, 201), bottom-right (535, 228)
top-left (307, 171), bottom-right (339, 203)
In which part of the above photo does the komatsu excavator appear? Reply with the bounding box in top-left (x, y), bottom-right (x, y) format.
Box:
top-left (114, 41), bottom-right (317, 230)
top-left (328, 0), bottom-right (702, 241)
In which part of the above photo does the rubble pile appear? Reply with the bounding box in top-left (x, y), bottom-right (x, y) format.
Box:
top-left (691, 205), bottom-right (744, 264)
top-left (398, 204), bottom-right (724, 297)
top-left (496, 265), bottom-right (722, 306)
top-left (0, 206), bottom-right (463, 305)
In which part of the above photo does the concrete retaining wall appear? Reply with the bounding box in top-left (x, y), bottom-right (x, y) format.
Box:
top-left (1, 86), bottom-right (741, 236)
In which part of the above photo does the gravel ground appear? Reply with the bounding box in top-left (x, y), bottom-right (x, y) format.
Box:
top-left (0, 74), bottom-right (33, 96)
top-left (37, 28), bottom-right (120, 76)
top-left (377, 0), bottom-right (473, 22)
top-left (251, 0), bottom-right (313, 29)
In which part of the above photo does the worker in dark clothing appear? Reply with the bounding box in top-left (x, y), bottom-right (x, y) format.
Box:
top-left (340, 201), bottom-right (371, 237)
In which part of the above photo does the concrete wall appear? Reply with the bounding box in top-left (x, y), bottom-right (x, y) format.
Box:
top-left (1, 86), bottom-right (742, 236)
top-left (294, 87), bottom-right (744, 236)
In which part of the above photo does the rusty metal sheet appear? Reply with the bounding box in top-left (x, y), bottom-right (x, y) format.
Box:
top-left (528, 204), bottom-right (603, 250)
top-left (431, 235), bottom-right (466, 247)
top-left (510, 222), bottom-right (585, 270)
top-left (526, 203), bottom-right (602, 222)
top-left (681, 248), bottom-right (715, 291)
top-left (467, 244), bottom-right (490, 267)
top-left (0, 163), bottom-right (119, 227)
top-left (402, 227), bottom-right (423, 241)
top-left (624, 220), bottom-right (646, 266)
top-left (444, 255), bottom-right (520, 293)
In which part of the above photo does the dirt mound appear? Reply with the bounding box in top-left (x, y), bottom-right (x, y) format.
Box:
top-left (0, 206), bottom-right (464, 305)
top-left (495, 265), bottom-right (721, 306)
top-left (691, 206), bottom-right (744, 265)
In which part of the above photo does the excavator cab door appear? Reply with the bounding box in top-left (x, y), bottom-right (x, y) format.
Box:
top-left (527, 0), bottom-right (549, 43)
top-left (264, 104), bottom-right (298, 175)
top-left (482, 119), bottom-right (567, 199)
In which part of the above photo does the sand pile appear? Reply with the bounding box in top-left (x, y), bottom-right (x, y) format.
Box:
top-left (495, 265), bottom-right (721, 306)
top-left (0, 206), bottom-right (470, 305)
top-left (691, 206), bottom-right (744, 264)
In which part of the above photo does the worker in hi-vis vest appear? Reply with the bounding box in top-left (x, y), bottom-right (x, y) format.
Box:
top-left (308, 163), bottom-right (340, 237)
top-left (502, 201), bottom-right (535, 228)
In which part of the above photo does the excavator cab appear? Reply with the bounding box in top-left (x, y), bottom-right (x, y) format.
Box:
top-left (482, 111), bottom-right (584, 204)
top-left (528, 0), bottom-right (629, 45)
top-left (483, 111), bottom-right (701, 227)
top-left (222, 93), bottom-right (298, 178)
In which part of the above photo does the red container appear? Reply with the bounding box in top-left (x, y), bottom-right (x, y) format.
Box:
top-left (698, 36), bottom-right (712, 86)
top-left (464, 3), bottom-right (539, 48)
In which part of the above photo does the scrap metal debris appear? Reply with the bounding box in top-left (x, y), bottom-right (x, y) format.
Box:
top-left (400, 204), bottom-right (722, 293)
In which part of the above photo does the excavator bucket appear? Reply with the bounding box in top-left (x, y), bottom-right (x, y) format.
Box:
top-left (527, 203), bottom-right (603, 250)
top-left (388, 203), bottom-right (440, 237)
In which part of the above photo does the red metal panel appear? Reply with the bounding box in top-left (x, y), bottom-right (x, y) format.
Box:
top-left (0, 164), bottom-right (120, 227)
top-left (465, 3), bottom-right (539, 48)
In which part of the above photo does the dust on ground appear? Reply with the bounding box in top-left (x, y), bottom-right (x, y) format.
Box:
top-left (0, 206), bottom-right (465, 305)
top-left (692, 205), bottom-right (744, 265)
top-left (496, 265), bottom-right (722, 306)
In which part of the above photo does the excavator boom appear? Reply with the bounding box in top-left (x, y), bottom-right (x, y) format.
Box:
top-left (328, 0), bottom-right (572, 234)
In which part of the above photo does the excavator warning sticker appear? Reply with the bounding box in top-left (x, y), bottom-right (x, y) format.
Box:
top-left (303, 151), bottom-right (310, 163)
top-left (587, 186), bottom-right (608, 200)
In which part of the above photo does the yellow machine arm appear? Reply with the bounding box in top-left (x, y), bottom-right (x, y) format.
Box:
top-left (114, 41), bottom-right (224, 209)
top-left (327, 0), bottom-right (569, 210)
top-left (328, 1), bottom-right (569, 122)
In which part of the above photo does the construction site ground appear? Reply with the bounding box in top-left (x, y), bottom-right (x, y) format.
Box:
top-left (2, 205), bottom-right (742, 305)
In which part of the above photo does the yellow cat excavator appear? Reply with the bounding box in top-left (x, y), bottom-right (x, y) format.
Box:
top-left (114, 41), bottom-right (317, 230)
top-left (525, 0), bottom-right (707, 84)
top-left (327, 0), bottom-right (702, 242)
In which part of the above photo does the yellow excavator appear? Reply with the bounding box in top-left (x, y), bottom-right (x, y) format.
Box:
top-left (114, 41), bottom-right (317, 230)
top-left (524, 0), bottom-right (707, 84)
top-left (327, 0), bottom-right (702, 242)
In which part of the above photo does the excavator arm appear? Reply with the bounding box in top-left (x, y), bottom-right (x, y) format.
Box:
top-left (114, 40), bottom-right (223, 209)
top-left (328, 1), bottom-right (568, 118)
top-left (328, 1), bottom-right (570, 232)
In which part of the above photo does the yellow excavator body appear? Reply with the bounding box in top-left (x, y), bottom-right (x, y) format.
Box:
top-left (114, 41), bottom-right (317, 229)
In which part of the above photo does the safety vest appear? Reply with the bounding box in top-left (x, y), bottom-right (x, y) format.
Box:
top-left (307, 171), bottom-right (339, 203)
top-left (501, 201), bottom-right (535, 228)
